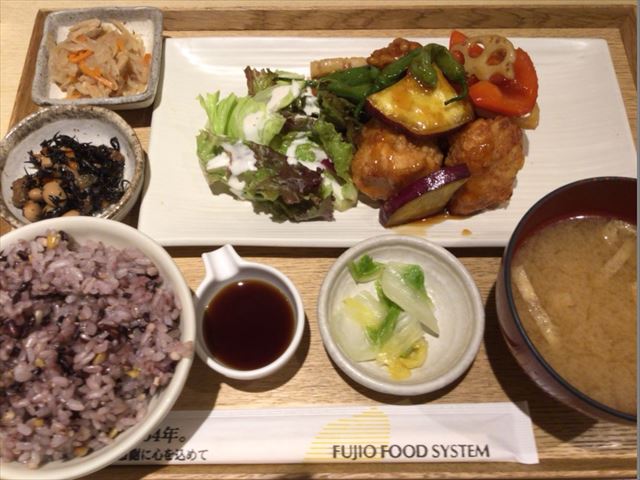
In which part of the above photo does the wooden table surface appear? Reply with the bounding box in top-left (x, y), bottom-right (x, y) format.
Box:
top-left (0, 1), bottom-right (637, 479)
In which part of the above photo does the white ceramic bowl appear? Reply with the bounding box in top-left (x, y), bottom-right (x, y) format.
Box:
top-left (317, 235), bottom-right (484, 396)
top-left (194, 245), bottom-right (305, 380)
top-left (0, 105), bottom-right (145, 228)
top-left (0, 216), bottom-right (195, 480)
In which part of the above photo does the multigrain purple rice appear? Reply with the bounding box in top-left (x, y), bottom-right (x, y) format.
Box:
top-left (0, 230), bottom-right (192, 468)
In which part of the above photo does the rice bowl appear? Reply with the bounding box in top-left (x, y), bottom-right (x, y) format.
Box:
top-left (0, 217), bottom-right (195, 480)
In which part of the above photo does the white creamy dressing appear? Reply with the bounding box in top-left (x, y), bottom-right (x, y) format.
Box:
top-left (226, 143), bottom-right (257, 175)
top-left (227, 176), bottom-right (245, 195)
top-left (206, 81), bottom-right (323, 197)
top-left (285, 136), bottom-right (327, 171)
top-left (242, 110), bottom-right (267, 143)
top-left (241, 82), bottom-right (304, 142)
top-left (301, 87), bottom-right (320, 116)
top-left (266, 82), bottom-right (302, 112)
top-left (206, 152), bottom-right (230, 171)
top-left (209, 142), bottom-right (258, 197)
top-left (323, 175), bottom-right (344, 202)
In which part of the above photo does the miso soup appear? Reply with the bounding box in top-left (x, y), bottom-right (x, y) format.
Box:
top-left (511, 216), bottom-right (637, 415)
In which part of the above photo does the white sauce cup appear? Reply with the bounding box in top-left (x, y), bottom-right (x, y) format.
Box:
top-left (193, 244), bottom-right (304, 380)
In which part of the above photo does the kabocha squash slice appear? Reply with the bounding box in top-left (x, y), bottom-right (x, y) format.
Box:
top-left (366, 68), bottom-right (474, 137)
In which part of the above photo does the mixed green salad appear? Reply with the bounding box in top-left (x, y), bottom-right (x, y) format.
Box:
top-left (334, 255), bottom-right (439, 379)
top-left (196, 67), bottom-right (361, 222)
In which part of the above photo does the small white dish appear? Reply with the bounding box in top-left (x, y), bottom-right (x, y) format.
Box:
top-left (32, 7), bottom-right (163, 110)
top-left (0, 105), bottom-right (145, 228)
top-left (317, 235), bottom-right (485, 396)
top-left (193, 244), bottom-right (305, 380)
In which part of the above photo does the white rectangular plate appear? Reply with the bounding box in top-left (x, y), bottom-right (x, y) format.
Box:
top-left (139, 36), bottom-right (636, 247)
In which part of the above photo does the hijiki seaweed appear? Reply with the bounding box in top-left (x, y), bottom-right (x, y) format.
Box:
top-left (10, 133), bottom-right (128, 221)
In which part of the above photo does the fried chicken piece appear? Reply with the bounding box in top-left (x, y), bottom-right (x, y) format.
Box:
top-left (444, 116), bottom-right (524, 215)
top-left (367, 37), bottom-right (422, 69)
top-left (351, 120), bottom-right (443, 201)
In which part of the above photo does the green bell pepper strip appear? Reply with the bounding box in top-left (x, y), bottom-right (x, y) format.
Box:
top-left (409, 47), bottom-right (437, 87)
top-left (315, 43), bottom-right (468, 107)
top-left (322, 65), bottom-right (380, 86)
top-left (373, 47), bottom-right (423, 90)
top-left (324, 82), bottom-right (375, 104)
top-left (409, 44), bottom-right (469, 105)
top-left (431, 44), bottom-right (469, 105)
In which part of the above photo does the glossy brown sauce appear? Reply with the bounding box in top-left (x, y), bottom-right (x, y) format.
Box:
top-left (393, 212), bottom-right (468, 234)
top-left (203, 279), bottom-right (294, 371)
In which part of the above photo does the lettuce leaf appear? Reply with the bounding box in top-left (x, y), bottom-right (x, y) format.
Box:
top-left (241, 143), bottom-right (333, 222)
top-left (196, 130), bottom-right (231, 188)
top-left (244, 67), bottom-right (305, 95)
top-left (336, 181), bottom-right (358, 211)
top-left (196, 129), bottom-right (221, 162)
top-left (317, 90), bottom-right (364, 145)
top-left (198, 92), bottom-right (238, 136)
top-left (196, 69), bottom-right (359, 222)
top-left (311, 119), bottom-right (352, 182)
top-left (309, 119), bottom-right (358, 211)
top-left (253, 81), bottom-right (304, 112)
top-left (244, 67), bottom-right (279, 95)
top-left (226, 96), bottom-right (286, 144)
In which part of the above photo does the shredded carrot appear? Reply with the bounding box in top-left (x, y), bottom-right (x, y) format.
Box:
top-left (143, 53), bottom-right (151, 65)
top-left (116, 37), bottom-right (125, 51)
top-left (66, 91), bottom-right (82, 99)
top-left (95, 75), bottom-right (117, 90)
top-left (76, 34), bottom-right (89, 43)
top-left (78, 61), bottom-right (116, 89)
top-left (79, 61), bottom-right (101, 78)
top-left (67, 49), bottom-right (93, 63)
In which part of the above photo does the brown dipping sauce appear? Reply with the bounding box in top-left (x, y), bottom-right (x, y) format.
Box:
top-left (203, 279), bottom-right (295, 371)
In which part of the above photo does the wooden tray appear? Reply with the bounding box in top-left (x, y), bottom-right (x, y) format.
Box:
top-left (4, 3), bottom-right (638, 479)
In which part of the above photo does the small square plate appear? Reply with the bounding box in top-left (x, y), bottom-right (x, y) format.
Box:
top-left (31, 7), bottom-right (163, 110)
